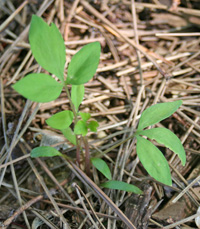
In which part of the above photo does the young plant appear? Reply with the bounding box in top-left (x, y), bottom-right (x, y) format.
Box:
top-left (91, 100), bottom-right (185, 189)
top-left (135, 100), bottom-right (186, 186)
top-left (12, 15), bottom-right (186, 195)
top-left (12, 15), bottom-right (100, 174)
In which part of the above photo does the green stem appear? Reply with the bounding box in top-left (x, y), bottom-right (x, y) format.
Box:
top-left (95, 134), bottom-right (136, 158)
top-left (64, 85), bottom-right (80, 163)
top-left (76, 136), bottom-right (80, 165)
top-left (64, 85), bottom-right (78, 123)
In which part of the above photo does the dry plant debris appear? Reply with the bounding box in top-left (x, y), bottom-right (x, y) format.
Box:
top-left (0, 0), bottom-right (200, 228)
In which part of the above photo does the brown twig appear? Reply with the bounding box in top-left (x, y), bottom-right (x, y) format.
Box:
top-left (2, 195), bottom-right (43, 228)
top-left (69, 161), bottom-right (137, 229)
top-left (83, 136), bottom-right (91, 176)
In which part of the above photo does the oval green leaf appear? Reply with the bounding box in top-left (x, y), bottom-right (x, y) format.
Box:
top-left (31, 146), bottom-right (62, 158)
top-left (136, 136), bottom-right (172, 186)
top-left (88, 120), bottom-right (99, 132)
top-left (29, 15), bottom-right (66, 81)
top-left (67, 42), bottom-right (101, 85)
top-left (79, 112), bottom-right (91, 122)
top-left (46, 110), bottom-right (73, 130)
top-left (137, 100), bottom-right (182, 131)
top-left (61, 127), bottom-right (76, 145)
top-left (74, 120), bottom-right (88, 136)
top-left (137, 128), bottom-right (186, 166)
top-left (91, 158), bottom-right (112, 180)
top-left (101, 180), bottom-right (142, 194)
top-left (71, 85), bottom-right (85, 112)
top-left (12, 73), bottom-right (63, 102)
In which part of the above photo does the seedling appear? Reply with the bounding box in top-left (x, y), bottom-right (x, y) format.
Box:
top-left (13, 16), bottom-right (186, 194)
top-left (91, 100), bottom-right (185, 188)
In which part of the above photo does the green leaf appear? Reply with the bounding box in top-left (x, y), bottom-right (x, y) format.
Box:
top-left (91, 158), bottom-right (112, 180)
top-left (101, 180), bottom-right (142, 194)
top-left (46, 110), bottom-right (73, 130)
top-left (74, 120), bottom-right (88, 136)
top-left (71, 85), bottom-right (85, 112)
top-left (137, 128), bottom-right (186, 166)
top-left (31, 146), bottom-right (62, 158)
top-left (12, 73), bottom-right (63, 102)
top-left (67, 42), bottom-right (101, 85)
top-left (136, 136), bottom-right (172, 186)
top-left (137, 100), bottom-right (182, 131)
top-left (62, 127), bottom-right (76, 145)
top-left (29, 15), bottom-right (66, 81)
top-left (88, 120), bottom-right (99, 132)
top-left (79, 112), bottom-right (91, 122)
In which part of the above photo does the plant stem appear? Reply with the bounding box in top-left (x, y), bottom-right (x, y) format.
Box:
top-left (83, 136), bottom-right (91, 176)
top-left (64, 85), bottom-right (81, 163)
top-left (76, 136), bottom-right (80, 165)
top-left (95, 134), bottom-right (136, 158)
top-left (64, 85), bottom-right (78, 123)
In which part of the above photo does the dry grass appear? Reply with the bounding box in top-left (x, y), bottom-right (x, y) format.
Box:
top-left (0, 0), bottom-right (200, 228)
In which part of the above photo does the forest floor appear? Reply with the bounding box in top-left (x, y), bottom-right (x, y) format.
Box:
top-left (0, 0), bottom-right (200, 228)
